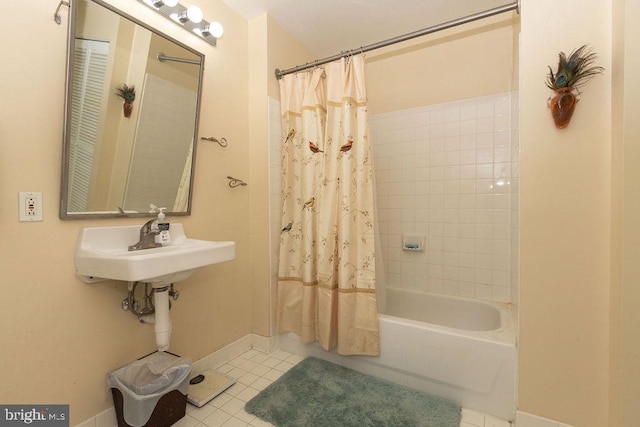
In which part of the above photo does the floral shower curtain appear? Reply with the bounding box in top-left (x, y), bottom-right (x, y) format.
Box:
top-left (276, 56), bottom-right (379, 356)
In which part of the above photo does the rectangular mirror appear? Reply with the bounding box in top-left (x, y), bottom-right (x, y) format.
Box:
top-left (60, 0), bottom-right (204, 219)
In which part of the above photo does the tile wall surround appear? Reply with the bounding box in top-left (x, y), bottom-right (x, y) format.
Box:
top-left (370, 92), bottom-right (519, 304)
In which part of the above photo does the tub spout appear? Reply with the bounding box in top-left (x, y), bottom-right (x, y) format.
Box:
top-left (153, 286), bottom-right (172, 351)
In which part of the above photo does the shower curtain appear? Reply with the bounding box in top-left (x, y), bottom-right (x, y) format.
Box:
top-left (276, 56), bottom-right (379, 356)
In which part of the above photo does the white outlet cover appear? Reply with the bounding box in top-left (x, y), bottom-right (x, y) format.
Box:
top-left (18, 192), bottom-right (43, 222)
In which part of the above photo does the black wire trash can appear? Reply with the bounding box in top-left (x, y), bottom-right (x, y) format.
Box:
top-left (107, 351), bottom-right (192, 427)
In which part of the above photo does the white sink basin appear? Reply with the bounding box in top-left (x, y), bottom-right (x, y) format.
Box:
top-left (75, 223), bottom-right (235, 283)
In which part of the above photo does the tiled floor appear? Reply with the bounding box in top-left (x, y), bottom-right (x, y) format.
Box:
top-left (170, 348), bottom-right (511, 427)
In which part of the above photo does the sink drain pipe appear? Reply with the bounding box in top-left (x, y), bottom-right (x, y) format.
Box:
top-left (122, 282), bottom-right (179, 351)
top-left (153, 286), bottom-right (172, 351)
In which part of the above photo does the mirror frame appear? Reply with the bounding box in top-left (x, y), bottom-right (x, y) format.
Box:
top-left (60, 0), bottom-right (205, 219)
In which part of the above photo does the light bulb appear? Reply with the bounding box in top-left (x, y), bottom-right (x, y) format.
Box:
top-left (208, 21), bottom-right (224, 38)
top-left (175, 5), bottom-right (203, 23)
top-left (186, 5), bottom-right (203, 23)
top-left (198, 21), bottom-right (224, 38)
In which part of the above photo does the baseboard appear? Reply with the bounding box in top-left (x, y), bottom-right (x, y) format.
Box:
top-left (516, 410), bottom-right (575, 427)
top-left (251, 333), bottom-right (277, 353)
top-left (76, 333), bottom-right (274, 427)
top-left (190, 335), bottom-right (253, 374)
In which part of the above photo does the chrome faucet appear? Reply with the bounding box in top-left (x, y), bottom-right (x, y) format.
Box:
top-left (128, 219), bottom-right (162, 251)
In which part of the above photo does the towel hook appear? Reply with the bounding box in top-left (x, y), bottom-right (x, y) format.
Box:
top-left (200, 136), bottom-right (228, 147)
top-left (227, 176), bottom-right (247, 188)
top-left (54, 1), bottom-right (70, 25)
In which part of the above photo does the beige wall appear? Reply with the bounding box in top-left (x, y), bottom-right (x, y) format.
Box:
top-left (621, 0), bottom-right (640, 420)
top-left (612, 0), bottom-right (640, 424)
top-left (610, 1), bottom-right (624, 424)
top-left (266, 16), bottom-right (316, 100)
top-left (365, 13), bottom-right (519, 115)
top-left (519, 0), bottom-right (612, 426)
top-left (247, 15), bottom-right (270, 337)
top-left (0, 0), bottom-right (252, 423)
top-left (247, 14), bottom-right (314, 337)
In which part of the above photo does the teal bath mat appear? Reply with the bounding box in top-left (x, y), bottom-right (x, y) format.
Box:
top-left (245, 357), bottom-right (461, 427)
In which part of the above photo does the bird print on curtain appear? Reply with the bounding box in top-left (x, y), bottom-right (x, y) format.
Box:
top-left (276, 56), bottom-right (379, 356)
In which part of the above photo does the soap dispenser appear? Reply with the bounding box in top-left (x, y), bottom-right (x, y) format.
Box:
top-left (155, 208), bottom-right (171, 246)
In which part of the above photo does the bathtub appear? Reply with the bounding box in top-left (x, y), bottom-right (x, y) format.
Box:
top-left (277, 287), bottom-right (516, 421)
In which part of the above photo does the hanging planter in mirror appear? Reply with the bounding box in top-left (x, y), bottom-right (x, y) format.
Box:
top-left (545, 45), bottom-right (604, 129)
top-left (115, 84), bottom-right (136, 118)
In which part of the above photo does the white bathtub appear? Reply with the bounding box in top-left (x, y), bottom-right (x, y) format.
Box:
top-left (277, 287), bottom-right (516, 421)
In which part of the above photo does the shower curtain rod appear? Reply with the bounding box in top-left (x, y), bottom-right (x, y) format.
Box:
top-left (274, 0), bottom-right (519, 80)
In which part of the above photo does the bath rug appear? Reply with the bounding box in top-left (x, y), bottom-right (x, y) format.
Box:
top-left (245, 357), bottom-right (461, 427)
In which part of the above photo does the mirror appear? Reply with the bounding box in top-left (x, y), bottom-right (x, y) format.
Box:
top-left (60, 0), bottom-right (204, 219)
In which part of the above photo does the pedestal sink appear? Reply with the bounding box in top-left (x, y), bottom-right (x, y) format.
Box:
top-left (75, 223), bottom-right (235, 351)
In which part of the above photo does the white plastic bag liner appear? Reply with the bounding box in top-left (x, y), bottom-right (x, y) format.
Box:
top-left (108, 352), bottom-right (191, 427)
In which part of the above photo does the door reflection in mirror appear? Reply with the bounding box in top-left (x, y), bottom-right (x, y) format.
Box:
top-left (68, 38), bottom-right (109, 212)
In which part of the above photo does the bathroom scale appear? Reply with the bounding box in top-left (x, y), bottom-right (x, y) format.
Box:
top-left (187, 370), bottom-right (236, 407)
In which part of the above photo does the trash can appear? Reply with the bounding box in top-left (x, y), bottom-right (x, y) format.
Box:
top-left (108, 351), bottom-right (192, 427)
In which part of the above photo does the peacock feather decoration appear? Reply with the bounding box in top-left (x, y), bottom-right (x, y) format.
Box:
top-left (546, 44), bottom-right (604, 90)
top-left (115, 83), bottom-right (136, 103)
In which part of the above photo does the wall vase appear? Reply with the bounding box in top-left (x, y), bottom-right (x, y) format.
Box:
top-left (547, 87), bottom-right (580, 129)
top-left (123, 102), bottom-right (133, 118)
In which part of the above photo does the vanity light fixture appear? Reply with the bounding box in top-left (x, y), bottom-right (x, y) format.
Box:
top-left (197, 21), bottom-right (224, 38)
top-left (137, 0), bottom-right (223, 47)
top-left (172, 5), bottom-right (203, 24)
top-left (147, 0), bottom-right (178, 8)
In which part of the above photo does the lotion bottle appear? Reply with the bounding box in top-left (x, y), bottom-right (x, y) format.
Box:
top-left (155, 208), bottom-right (171, 246)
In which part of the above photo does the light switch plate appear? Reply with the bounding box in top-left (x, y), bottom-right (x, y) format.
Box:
top-left (19, 192), bottom-right (43, 222)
